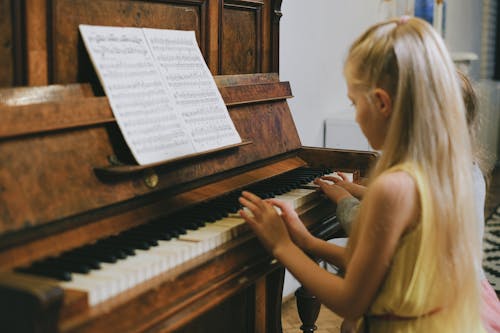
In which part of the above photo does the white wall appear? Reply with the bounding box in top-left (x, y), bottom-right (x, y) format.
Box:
top-left (445, 0), bottom-right (482, 79)
top-left (280, 0), bottom-right (483, 148)
top-left (280, 0), bottom-right (379, 147)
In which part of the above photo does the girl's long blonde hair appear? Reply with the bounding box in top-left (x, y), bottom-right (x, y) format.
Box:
top-left (346, 17), bottom-right (482, 331)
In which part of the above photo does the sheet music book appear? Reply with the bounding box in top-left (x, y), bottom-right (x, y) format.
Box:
top-left (79, 25), bottom-right (241, 165)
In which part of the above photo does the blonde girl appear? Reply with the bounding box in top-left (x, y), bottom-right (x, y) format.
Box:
top-left (239, 16), bottom-right (485, 332)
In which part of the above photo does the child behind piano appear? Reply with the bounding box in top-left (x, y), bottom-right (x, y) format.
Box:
top-left (316, 71), bottom-right (500, 333)
top-left (239, 16), bottom-right (486, 332)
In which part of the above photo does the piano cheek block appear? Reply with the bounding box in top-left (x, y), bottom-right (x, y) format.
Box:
top-left (0, 272), bottom-right (64, 333)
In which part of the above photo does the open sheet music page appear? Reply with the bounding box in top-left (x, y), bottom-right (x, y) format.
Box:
top-left (79, 25), bottom-right (241, 165)
top-left (143, 29), bottom-right (241, 152)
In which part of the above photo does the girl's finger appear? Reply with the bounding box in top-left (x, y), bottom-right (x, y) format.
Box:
top-left (315, 178), bottom-right (335, 187)
top-left (241, 191), bottom-right (266, 209)
top-left (321, 175), bottom-right (341, 183)
top-left (266, 198), bottom-right (291, 212)
top-left (239, 196), bottom-right (260, 216)
top-left (337, 172), bottom-right (350, 182)
top-left (266, 198), bottom-right (284, 206)
top-left (239, 209), bottom-right (257, 225)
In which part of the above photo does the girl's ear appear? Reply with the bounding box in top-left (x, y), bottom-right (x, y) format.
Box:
top-left (373, 88), bottom-right (392, 118)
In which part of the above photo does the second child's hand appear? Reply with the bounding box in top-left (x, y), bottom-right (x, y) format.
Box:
top-left (314, 178), bottom-right (353, 204)
top-left (321, 172), bottom-right (366, 199)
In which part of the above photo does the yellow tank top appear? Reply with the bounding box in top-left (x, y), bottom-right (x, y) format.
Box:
top-left (357, 163), bottom-right (485, 333)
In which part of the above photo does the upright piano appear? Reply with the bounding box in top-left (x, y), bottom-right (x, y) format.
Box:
top-left (0, 1), bottom-right (376, 332)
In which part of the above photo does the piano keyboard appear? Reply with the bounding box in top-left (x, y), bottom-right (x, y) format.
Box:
top-left (16, 167), bottom-right (346, 306)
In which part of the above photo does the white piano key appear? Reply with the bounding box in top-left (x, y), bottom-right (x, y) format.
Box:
top-left (179, 228), bottom-right (224, 249)
top-left (153, 239), bottom-right (201, 263)
top-left (203, 224), bottom-right (234, 242)
top-left (89, 267), bottom-right (130, 293)
top-left (212, 217), bottom-right (246, 237)
top-left (274, 188), bottom-right (318, 209)
top-left (61, 273), bottom-right (110, 306)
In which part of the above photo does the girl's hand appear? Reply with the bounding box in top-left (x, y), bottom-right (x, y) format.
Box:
top-left (266, 198), bottom-right (314, 251)
top-left (238, 191), bottom-right (294, 256)
top-left (321, 172), bottom-right (367, 199)
top-left (314, 178), bottom-right (353, 204)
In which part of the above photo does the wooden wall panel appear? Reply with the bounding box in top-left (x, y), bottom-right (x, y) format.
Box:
top-left (0, 0), bottom-right (14, 87)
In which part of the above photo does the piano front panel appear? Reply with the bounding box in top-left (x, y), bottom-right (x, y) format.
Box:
top-left (51, 0), bottom-right (207, 84)
top-left (0, 0), bottom-right (280, 86)
top-left (0, 80), bottom-right (302, 239)
top-left (221, 0), bottom-right (262, 74)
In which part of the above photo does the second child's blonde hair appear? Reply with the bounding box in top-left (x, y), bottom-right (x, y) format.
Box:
top-left (345, 17), bottom-right (482, 331)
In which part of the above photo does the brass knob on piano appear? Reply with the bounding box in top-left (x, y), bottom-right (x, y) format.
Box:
top-left (143, 169), bottom-right (159, 188)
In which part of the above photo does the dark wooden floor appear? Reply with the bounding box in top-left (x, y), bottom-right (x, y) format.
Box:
top-left (282, 165), bottom-right (500, 333)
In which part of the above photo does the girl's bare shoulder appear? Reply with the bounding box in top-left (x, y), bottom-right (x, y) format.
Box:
top-left (370, 170), bottom-right (417, 198)
top-left (364, 171), bottom-right (419, 227)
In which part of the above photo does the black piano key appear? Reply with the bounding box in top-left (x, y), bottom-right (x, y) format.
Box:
top-left (16, 266), bottom-right (72, 281)
top-left (67, 249), bottom-right (118, 263)
top-left (49, 257), bottom-right (95, 272)
top-left (95, 241), bottom-right (137, 256)
top-left (59, 254), bottom-right (101, 269)
top-left (211, 205), bottom-right (237, 216)
top-left (126, 228), bottom-right (172, 241)
top-left (119, 234), bottom-right (159, 247)
top-left (177, 216), bottom-right (207, 226)
top-left (87, 244), bottom-right (129, 259)
top-left (196, 219), bottom-right (208, 226)
top-left (140, 224), bottom-right (176, 236)
top-left (181, 222), bottom-right (201, 230)
top-left (105, 237), bottom-right (151, 250)
top-left (167, 229), bottom-right (180, 238)
top-left (40, 258), bottom-right (91, 274)
top-left (169, 226), bottom-right (187, 235)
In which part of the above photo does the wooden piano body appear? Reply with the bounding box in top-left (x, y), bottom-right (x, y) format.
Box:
top-left (0, 1), bottom-right (377, 332)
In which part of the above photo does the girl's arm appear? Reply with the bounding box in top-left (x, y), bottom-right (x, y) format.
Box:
top-left (239, 171), bottom-right (418, 319)
top-left (336, 197), bottom-right (360, 235)
top-left (265, 198), bottom-right (349, 270)
top-left (320, 172), bottom-right (367, 199)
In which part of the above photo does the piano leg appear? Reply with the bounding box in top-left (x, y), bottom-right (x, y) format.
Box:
top-left (266, 267), bottom-right (285, 333)
top-left (295, 286), bottom-right (321, 333)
